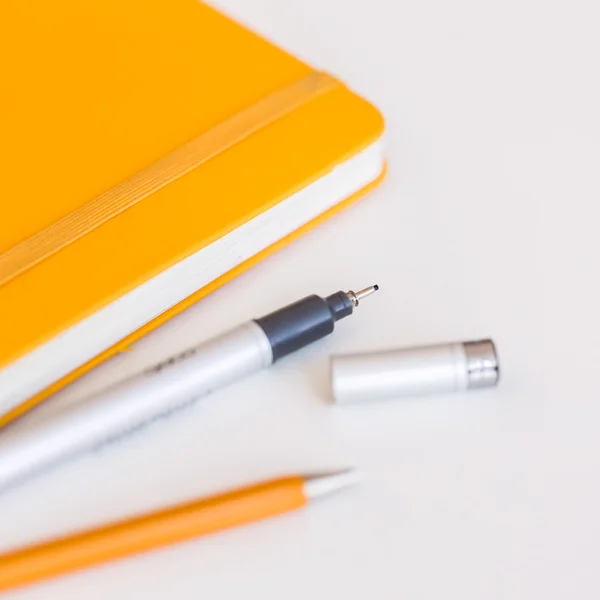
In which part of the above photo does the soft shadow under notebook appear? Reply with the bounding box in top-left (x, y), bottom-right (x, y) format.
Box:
top-left (0, 0), bottom-right (385, 425)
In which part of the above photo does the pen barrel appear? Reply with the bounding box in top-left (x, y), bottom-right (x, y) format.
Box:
top-left (0, 477), bottom-right (306, 593)
top-left (0, 322), bottom-right (272, 489)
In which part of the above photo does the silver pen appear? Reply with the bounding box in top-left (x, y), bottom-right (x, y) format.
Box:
top-left (0, 285), bottom-right (378, 490)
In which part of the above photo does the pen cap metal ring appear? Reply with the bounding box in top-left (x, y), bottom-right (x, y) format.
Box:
top-left (330, 339), bottom-right (499, 405)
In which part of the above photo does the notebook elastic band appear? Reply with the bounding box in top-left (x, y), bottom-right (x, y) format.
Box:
top-left (0, 72), bottom-right (339, 288)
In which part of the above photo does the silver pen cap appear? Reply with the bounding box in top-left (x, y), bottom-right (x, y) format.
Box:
top-left (330, 339), bottom-right (499, 405)
top-left (463, 339), bottom-right (500, 389)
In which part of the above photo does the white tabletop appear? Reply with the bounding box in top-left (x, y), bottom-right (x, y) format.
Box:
top-left (3, 0), bottom-right (600, 597)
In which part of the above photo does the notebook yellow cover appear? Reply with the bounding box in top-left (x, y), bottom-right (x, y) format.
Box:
top-left (0, 0), bottom-right (385, 425)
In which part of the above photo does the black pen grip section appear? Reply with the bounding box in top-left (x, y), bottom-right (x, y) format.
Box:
top-left (255, 292), bottom-right (353, 362)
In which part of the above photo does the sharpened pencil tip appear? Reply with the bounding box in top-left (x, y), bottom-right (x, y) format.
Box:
top-left (302, 468), bottom-right (360, 500)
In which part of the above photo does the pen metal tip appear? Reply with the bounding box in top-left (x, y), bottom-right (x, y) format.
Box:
top-left (302, 467), bottom-right (360, 500)
top-left (346, 285), bottom-right (379, 307)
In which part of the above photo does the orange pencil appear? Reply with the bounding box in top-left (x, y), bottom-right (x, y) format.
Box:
top-left (0, 469), bottom-right (358, 593)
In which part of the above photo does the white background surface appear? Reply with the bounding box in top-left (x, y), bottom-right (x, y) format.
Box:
top-left (2, 0), bottom-right (600, 597)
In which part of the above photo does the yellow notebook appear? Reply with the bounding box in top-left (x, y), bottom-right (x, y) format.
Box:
top-left (0, 0), bottom-right (385, 425)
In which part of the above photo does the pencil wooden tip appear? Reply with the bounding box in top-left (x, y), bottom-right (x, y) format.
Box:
top-left (302, 468), bottom-right (360, 500)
